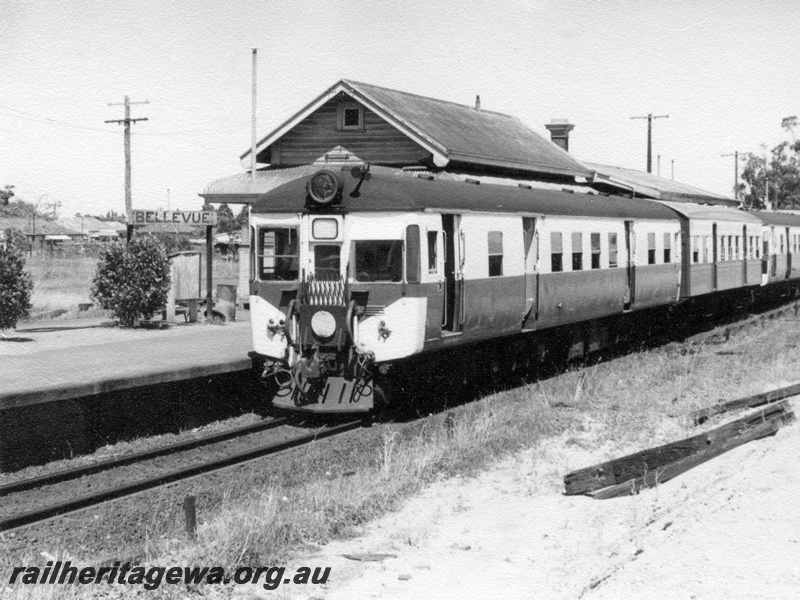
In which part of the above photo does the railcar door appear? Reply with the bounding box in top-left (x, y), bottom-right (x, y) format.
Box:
top-left (712, 223), bottom-right (719, 290)
top-left (522, 217), bottom-right (537, 329)
top-left (442, 214), bottom-right (463, 333)
top-left (624, 220), bottom-right (634, 310)
top-left (786, 227), bottom-right (792, 279)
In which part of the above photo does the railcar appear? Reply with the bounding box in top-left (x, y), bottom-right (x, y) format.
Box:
top-left (248, 165), bottom-right (694, 414)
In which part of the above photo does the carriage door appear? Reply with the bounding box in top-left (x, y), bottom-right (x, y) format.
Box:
top-left (522, 217), bottom-right (537, 329)
top-left (712, 223), bottom-right (719, 290)
top-left (624, 220), bottom-right (635, 310)
top-left (442, 214), bottom-right (464, 333)
top-left (786, 227), bottom-right (792, 279)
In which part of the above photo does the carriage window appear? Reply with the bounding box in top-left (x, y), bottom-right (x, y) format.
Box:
top-left (406, 225), bottom-right (421, 283)
top-left (663, 233), bottom-right (671, 263)
top-left (572, 232), bottom-right (583, 271)
top-left (703, 236), bottom-right (709, 263)
top-left (488, 231), bottom-right (503, 277)
top-left (590, 233), bottom-right (601, 269)
top-left (313, 245), bottom-right (341, 279)
top-left (692, 236), bottom-right (699, 263)
top-left (428, 231), bottom-right (438, 273)
top-left (728, 236), bottom-right (733, 260)
top-left (609, 233), bottom-right (618, 268)
top-left (551, 232), bottom-right (563, 272)
top-left (353, 240), bottom-right (403, 282)
top-left (734, 236), bottom-right (740, 260)
top-left (647, 233), bottom-right (656, 265)
top-left (258, 227), bottom-right (299, 281)
top-left (780, 235), bottom-right (785, 254)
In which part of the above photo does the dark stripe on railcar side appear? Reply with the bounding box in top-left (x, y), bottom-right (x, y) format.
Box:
top-left (633, 263), bottom-right (680, 309)
top-left (537, 269), bottom-right (627, 329)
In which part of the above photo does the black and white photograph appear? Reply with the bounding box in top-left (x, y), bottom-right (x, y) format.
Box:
top-left (2, 1), bottom-right (799, 598)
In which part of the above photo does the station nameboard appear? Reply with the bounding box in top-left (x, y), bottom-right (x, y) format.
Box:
top-left (128, 210), bottom-right (218, 226)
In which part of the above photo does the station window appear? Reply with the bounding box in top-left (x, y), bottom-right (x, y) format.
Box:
top-left (647, 233), bottom-right (656, 265)
top-left (608, 233), bottom-right (618, 268)
top-left (338, 104), bottom-right (364, 130)
top-left (551, 232), bottom-right (563, 272)
top-left (313, 245), bottom-right (341, 279)
top-left (589, 233), bottom-right (601, 269)
top-left (663, 232), bottom-right (671, 263)
top-left (692, 236), bottom-right (699, 264)
top-left (488, 231), bottom-right (503, 277)
top-left (258, 227), bottom-right (299, 281)
top-left (428, 231), bottom-right (438, 273)
top-left (572, 232), bottom-right (583, 271)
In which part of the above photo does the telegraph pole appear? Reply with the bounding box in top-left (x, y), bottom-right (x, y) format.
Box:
top-left (630, 113), bottom-right (669, 173)
top-left (721, 151), bottom-right (752, 203)
top-left (105, 96), bottom-right (149, 241)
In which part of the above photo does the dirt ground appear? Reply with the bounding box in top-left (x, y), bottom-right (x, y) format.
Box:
top-left (244, 400), bottom-right (800, 600)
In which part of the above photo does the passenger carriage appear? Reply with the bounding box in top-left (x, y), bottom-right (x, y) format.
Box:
top-left (248, 166), bottom-right (683, 413)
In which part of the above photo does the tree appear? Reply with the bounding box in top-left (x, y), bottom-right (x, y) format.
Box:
top-left (91, 236), bottom-right (172, 328)
top-left (739, 119), bottom-right (800, 210)
top-left (0, 227), bottom-right (33, 333)
top-left (235, 205), bottom-right (249, 231)
top-left (216, 202), bottom-right (236, 234)
top-left (1, 185), bottom-right (15, 206)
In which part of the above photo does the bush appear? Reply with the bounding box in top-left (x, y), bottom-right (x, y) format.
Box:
top-left (91, 236), bottom-right (171, 327)
top-left (0, 227), bottom-right (33, 331)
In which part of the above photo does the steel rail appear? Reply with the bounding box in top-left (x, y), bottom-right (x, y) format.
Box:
top-left (0, 417), bottom-right (291, 497)
top-left (0, 420), bottom-right (362, 532)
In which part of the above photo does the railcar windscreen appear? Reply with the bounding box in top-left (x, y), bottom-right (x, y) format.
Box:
top-left (258, 227), bottom-right (299, 280)
top-left (353, 240), bottom-right (403, 282)
top-left (314, 245), bottom-right (341, 279)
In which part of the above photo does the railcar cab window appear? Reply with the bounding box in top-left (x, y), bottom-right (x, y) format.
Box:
top-left (353, 240), bottom-right (403, 282)
top-left (647, 233), bottom-right (656, 265)
top-left (488, 231), bottom-right (503, 276)
top-left (692, 236), bottom-right (699, 263)
top-left (428, 231), bottom-right (438, 274)
top-left (258, 227), bottom-right (299, 280)
top-left (551, 232), bottom-right (563, 272)
top-left (314, 245), bottom-right (341, 279)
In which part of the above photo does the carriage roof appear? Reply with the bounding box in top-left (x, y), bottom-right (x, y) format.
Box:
top-left (250, 167), bottom-right (680, 222)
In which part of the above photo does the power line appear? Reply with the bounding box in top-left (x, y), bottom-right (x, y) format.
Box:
top-left (105, 96), bottom-right (149, 240)
top-left (630, 113), bottom-right (669, 173)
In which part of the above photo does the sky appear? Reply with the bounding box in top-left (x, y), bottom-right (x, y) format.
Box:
top-left (1, 0), bottom-right (798, 218)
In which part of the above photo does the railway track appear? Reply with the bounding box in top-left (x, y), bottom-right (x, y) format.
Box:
top-left (0, 418), bottom-right (362, 533)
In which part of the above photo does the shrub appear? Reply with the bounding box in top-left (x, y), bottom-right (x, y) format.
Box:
top-left (91, 235), bottom-right (171, 327)
top-left (0, 227), bottom-right (33, 331)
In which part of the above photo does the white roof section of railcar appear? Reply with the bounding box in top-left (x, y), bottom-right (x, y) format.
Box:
top-left (658, 201), bottom-right (762, 224)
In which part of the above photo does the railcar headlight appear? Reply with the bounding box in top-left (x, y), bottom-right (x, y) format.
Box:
top-left (311, 310), bottom-right (337, 339)
top-left (307, 170), bottom-right (342, 205)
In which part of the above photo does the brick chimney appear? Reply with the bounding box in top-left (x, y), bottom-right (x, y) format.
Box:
top-left (545, 119), bottom-right (575, 152)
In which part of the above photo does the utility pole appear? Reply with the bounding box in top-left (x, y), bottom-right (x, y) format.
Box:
top-left (630, 113), bottom-right (669, 173)
top-left (671, 160), bottom-right (675, 181)
top-left (105, 96), bottom-right (149, 241)
top-left (721, 151), bottom-right (752, 203)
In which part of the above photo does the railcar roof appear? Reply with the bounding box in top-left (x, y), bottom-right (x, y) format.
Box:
top-left (750, 211), bottom-right (800, 227)
top-left (658, 201), bottom-right (763, 224)
top-left (250, 167), bottom-right (679, 221)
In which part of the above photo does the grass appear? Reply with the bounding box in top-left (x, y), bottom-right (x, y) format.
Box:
top-left (7, 302), bottom-right (800, 598)
top-left (20, 255), bottom-right (241, 322)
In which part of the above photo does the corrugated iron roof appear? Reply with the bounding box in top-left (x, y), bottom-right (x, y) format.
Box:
top-left (0, 217), bottom-right (80, 236)
top-left (250, 167), bottom-right (679, 222)
top-left (750, 211), bottom-right (800, 227)
top-left (585, 162), bottom-right (737, 206)
top-left (658, 201), bottom-right (762, 223)
top-left (241, 80), bottom-right (592, 180)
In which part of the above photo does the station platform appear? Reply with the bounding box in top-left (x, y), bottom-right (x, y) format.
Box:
top-left (0, 315), bottom-right (253, 411)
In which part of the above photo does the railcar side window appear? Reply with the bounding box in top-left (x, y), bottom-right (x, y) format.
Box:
top-left (728, 236), bottom-right (733, 260)
top-left (703, 236), bottom-right (709, 263)
top-left (734, 236), bottom-right (740, 260)
top-left (571, 232), bottom-right (583, 271)
top-left (353, 240), bottom-right (403, 282)
top-left (488, 231), bottom-right (503, 277)
top-left (428, 231), bottom-right (438, 273)
top-left (313, 245), bottom-right (341, 279)
top-left (258, 227), bottom-right (299, 281)
top-left (692, 236), bottom-right (699, 263)
top-left (551, 232), bottom-right (563, 272)
top-left (663, 233), bottom-right (671, 263)
top-left (608, 233), bottom-right (618, 268)
top-left (590, 233), bottom-right (601, 269)
top-left (647, 233), bottom-right (656, 265)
